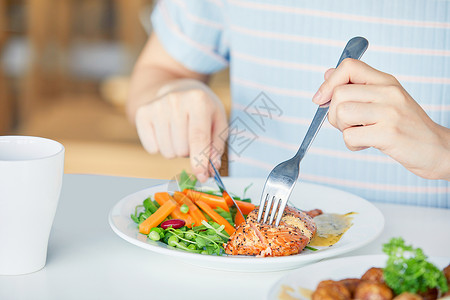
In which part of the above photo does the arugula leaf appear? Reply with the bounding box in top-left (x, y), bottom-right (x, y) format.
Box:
top-left (177, 170), bottom-right (197, 191)
top-left (214, 207), bottom-right (234, 226)
top-left (143, 197), bottom-right (158, 213)
top-left (382, 237), bottom-right (448, 295)
top-left (130, 214), bottom-right (139, 224)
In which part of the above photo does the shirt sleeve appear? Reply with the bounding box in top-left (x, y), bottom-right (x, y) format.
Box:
top-left (151, 0), bottom-right (229, 74)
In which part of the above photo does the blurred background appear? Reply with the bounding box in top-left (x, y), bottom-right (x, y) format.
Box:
top-left (0, 0), bottom-right (230, 178)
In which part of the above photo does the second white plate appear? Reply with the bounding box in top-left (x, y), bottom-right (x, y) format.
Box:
top-left (268, 255), bottom-right (450, 299)
top-left (108, 177), bottom-right (384, 272)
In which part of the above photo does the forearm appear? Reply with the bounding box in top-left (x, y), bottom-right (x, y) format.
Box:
top-left (126, 33), bottom-right (208, 122)
top-left (126, 65), bottom-right (180, 122)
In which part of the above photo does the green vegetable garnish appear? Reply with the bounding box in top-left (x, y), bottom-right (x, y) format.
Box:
top-left (180, 204), bottom-right (189, 214)
top-left (177, 170), bottom-right (197, 191)
top-left (305, 246), bottom-right (318, 251)
top-left (148, 230), bottom-right (161, 241)
top-left (382, 237), bottom-right (448, 295)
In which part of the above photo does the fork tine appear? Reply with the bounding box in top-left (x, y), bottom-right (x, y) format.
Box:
top-left (263, 194), bottom-right (275, 224)
top-left (256, 193), bottom-right (267, 223)
top-left (268, 197), bottom-right (280, 225)
top-left (274, 199), bottom-right (289, 226)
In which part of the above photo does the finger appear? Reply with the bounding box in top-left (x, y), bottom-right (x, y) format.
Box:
top-left (188, 105), bottom-right (212, 183)
top-left (153, 120), bottom-right (176, 158)
top-left (331, 101), bottom-right (388, 132)
top-left (327, 84), bottom-right (393, 130)
top-left (313, 59), bottom-right (398, 105)
top-left (210, 109), bottom-right (228, 169)
top-left (342, 124), bottom-right (388, 152)
top-left (169, 101), bottom-right (189, 157)
top-left (151, 103), bottom-right (176, 158)
top-left (135, 106), bottom-right (159, 154)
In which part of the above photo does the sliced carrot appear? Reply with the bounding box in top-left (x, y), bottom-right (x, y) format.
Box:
top-left (219, 191), bottom-right (256, 215)
top-left (139, 198), bottom-right (177, 234)
top-left (222, 192), bottom-right (234, 206)
top-left (154, 192), bottom-right (172, 206)
top-left (184, 189), bottom-right (229, 212)
top-left (172, 191), bottom-right (185, 204)
top-left (234, 211), bottom-right (246, 227)
top-left (173, 191), bottom-right (207, 226)
top-left (171, 206), bottom-right (195, 228)
top-left (196, 200), bottom-right (235, 235)
top-left (234, 199), bottom-right (256, 215)
top-left (153, 192), bottom-right (194, 227)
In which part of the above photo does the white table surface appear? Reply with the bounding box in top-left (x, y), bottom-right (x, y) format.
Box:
top-left (0, 174), bottom-right (449, 300)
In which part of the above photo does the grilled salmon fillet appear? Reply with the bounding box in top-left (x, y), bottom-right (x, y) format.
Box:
top-left (224, 205), bottom-right (317, 257)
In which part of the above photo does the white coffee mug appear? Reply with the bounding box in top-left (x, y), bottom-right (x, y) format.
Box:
top-left (0, 136), bottom-right (64, 275)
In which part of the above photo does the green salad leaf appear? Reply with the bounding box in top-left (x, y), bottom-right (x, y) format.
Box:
top-left (177, 170), bottom-right (197, 191)
top-left (382, 237), bottom-right (448, 295)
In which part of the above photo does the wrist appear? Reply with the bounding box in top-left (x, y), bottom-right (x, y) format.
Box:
top-left (434, 124), bottom-right (450, 181)
top-left (155, 79), bottom-right (211, 98)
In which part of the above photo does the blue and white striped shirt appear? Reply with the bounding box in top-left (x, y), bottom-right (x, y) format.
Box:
top-left (151, 0), bottom-right (450, 208)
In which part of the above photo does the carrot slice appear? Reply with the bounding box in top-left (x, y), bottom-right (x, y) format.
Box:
top-left (171, 206), bottom-right (195, 228)
top-left (196, 200), bottom-right (235, 235)
top-left (219, 191), bottom-right (256, 215)
top-left (184, 189), bottom-right (229, 212)
top-left (139, 198), bottom-right (177, 234)
top-left (174, 191), bottom-right (207, 226)
top-left (154, 192), bottom-right (172, 206)
top-left (234, 199), bottom-right (256, 215)
top-left (234, 211), bottom-right (246, 227)
top-left (153, 192), bottom-right (194, 227)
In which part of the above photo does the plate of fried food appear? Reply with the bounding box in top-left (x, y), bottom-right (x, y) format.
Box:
top-left (109, 176), bottom-right (384, 272)
top-left (269, 238), bottom-right (450, 299)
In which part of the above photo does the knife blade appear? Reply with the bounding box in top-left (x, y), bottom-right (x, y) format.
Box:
top-left (208, 159), bottom-right (246, 223)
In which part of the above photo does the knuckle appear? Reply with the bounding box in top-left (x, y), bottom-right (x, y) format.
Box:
top-left (339, 58), bottom-right (357, 70)
top-left (187, 89), bottom-right (208, 103)
top-left (332, 85), bottom-right (346, 101)
top-left (327, 107), bottom-right (338, 128)
top-left (385, 73), bottom-right (400, 85)
top-left (385, 85), bottom-right (405, 101)
top-left (342, 129), bottom-right (357, 149)
top-left (335, 101), bottom-right (351, 118)
top-left (167, 93), bottom-right (181, 107)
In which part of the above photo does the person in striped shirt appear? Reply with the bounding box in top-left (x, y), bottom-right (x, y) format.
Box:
top-left (127, 0), bottom-right (450, 208)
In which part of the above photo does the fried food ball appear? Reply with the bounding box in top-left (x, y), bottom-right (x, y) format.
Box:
top-left (443, 264), bottom-right (450, 285)
top-left (361, 267), bottom-right (385, 283)
top-left (312, 280), bottom-right (351, 300)
top-left (392, 292), bottom-right (422, 300)
top-left (354, 281), bottom-right (394, 300)
top-left (339, 278), bottom-right (362, 296)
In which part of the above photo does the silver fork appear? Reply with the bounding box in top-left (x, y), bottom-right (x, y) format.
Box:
top-left (257, 36), bottom-right (369, 226)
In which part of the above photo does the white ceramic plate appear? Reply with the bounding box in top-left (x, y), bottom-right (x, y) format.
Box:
top-left (268, 254), bottom-right (450, 299)
top-left (108, 178), bottom-right (384, 272)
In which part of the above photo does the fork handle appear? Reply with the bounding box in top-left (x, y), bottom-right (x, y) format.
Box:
top-left (294, 36), bottom-right (369, 160)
